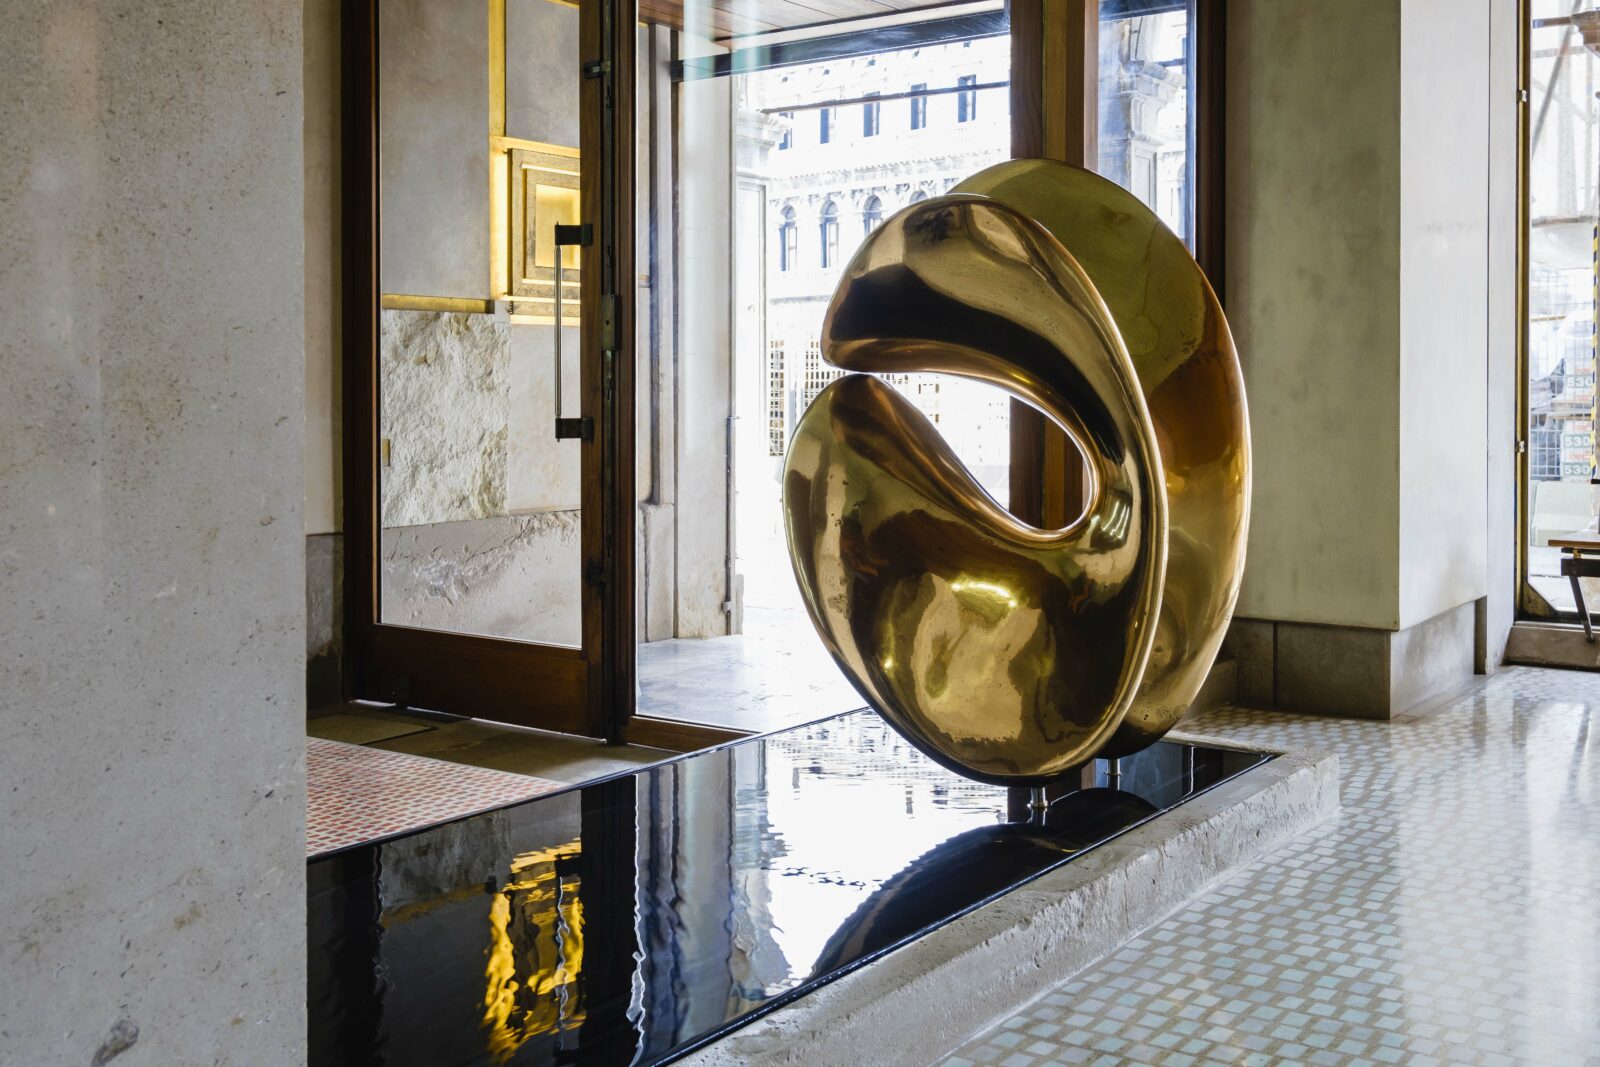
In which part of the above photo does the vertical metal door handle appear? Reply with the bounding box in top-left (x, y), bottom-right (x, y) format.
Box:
top-left (553, 222), bottom-right (593, 441)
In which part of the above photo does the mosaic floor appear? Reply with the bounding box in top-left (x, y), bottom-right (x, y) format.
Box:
top-left (305, 738), bottom-right (562, 856)
top-left (943, 666), bottom-right (1600, 1067)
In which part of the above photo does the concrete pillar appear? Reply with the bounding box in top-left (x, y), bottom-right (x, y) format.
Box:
top-left (0, 2), bottom-right (306, 1063)
top-left (1225, 0), bottom-right (1509, 717)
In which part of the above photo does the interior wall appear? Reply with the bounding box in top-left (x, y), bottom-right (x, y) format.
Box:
top-left (307, 0), bottom-right (342, 537)
top-left (1483, 0), bottom-right (1520, 670)
top-left (306, 0), bottom-right (344, 704)
top-left (1226, 0), bottom-right (1404, 630)
top-left (675, 59), bottom-right (737, 638)
top-left (299, 6), bottom-right (720, 675)
top-left (1, 2), bottom-right (307, 1062)
top-left (367, 0), bottom-right (601, 650)
top-left (379, 0), bottom-right (490, 299)
top-left (1228, 0), bottom-right (1510, 636)
top-left (507, 0), bottom-right (581, 146)
top-left (1225, 0), bottom-right (1514, 709)
top-left (1397, 0), bottom-right (1491, 630)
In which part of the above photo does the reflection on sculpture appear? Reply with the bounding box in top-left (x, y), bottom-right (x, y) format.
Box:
top-left (782, 159), bottom-right (1250, 784)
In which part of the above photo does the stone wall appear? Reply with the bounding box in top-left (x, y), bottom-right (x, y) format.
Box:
top-left (1224, 0), bottom-right (1508, 713)
top-left (381, 308), bottom-right (513, 527)
top-left (382, 513), bottom-right (584, 646)
top-left (376, 306), bottom-right (589, 645)
top-left (0, 2), bottom-right (307, 1062)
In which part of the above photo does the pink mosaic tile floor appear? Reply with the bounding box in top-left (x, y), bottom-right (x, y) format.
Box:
top-left (306, 737), bottom-right (564, 857)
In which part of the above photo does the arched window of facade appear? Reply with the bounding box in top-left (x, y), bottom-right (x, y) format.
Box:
top-left (862, 195), bottom-right (883, 235)
top-left (779, 206), bottom-right (797, 272)
top-left (908, 189), bottom-right (929, 205)
top-left (819, 200), bottom-right (839, 269)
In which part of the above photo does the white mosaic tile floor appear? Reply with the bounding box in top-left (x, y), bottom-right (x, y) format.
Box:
top-left (942, 666), bottom-right (1600, 1067)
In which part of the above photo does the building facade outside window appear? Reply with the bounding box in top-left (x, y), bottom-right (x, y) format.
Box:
top-left (862, 195), bottom-right (883, 235)
top-left (819, 200), bottom-right (839, 268)
top-left (820, 106), bottom-right (835, 143)
top-left (1097, 8), bottom-right (1191, 243)
top-left (779, 206), bottom-right (797, 272)
top-left (744, 36), bottom-right (1012, 506)
top-left (956, 74), bottom-right (977, 122)
top-left (863, 93), bottom-right (881, 137)
top-left (910, 83), bottom-right (927, 129)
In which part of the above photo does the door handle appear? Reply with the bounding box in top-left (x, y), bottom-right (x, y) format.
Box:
top-left (553, 222), bottom-right (593, 441)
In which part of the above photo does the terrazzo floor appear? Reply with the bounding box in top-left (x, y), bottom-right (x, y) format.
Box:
top-left (942, 666), bottom-right (1600, 1067)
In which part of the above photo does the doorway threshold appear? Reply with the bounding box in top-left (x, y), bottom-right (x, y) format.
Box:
top-left (1505, 619), bottom-right (1600, 672)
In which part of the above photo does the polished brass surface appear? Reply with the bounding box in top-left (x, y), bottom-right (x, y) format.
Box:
top-left (782, 160), bottom-right (1250, 782)
top-left (380, 294), bottom-right (498, 314)
top-left (956, 160), bottom-right (1250, 757)
top-left (783, 194), bottom-right (1169, 784)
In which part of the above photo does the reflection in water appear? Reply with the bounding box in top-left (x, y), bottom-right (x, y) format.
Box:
top-left (481, 839), bottom-right (585, 1063)
top-left (811, 789), bottom-right (1158, 975)
top-left (308, 711), bottom-right (1266, 1066)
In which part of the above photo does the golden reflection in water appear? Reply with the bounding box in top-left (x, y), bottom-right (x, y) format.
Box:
top-left (481, 839), bottom-right (586, 1064)
top-left (783, 160), bottom-right (1249, 781)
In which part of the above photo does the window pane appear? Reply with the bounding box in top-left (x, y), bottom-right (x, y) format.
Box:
top-left (1525, 1), bottom-right (1600, 615)
top-left (1097, 3), bottom-right (1193, 246)
top-left (638, 23), bottom-right (1014, 733)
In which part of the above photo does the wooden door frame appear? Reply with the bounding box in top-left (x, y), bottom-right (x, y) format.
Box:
top-left (339, 0), bottom-right (635, 741)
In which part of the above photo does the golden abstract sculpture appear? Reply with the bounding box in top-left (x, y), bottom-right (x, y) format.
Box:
top-left (782, 159), bottom-right (1250, 785)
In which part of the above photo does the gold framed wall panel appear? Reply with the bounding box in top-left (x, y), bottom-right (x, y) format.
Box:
top-left (506, 140), bottom-right (583, 325)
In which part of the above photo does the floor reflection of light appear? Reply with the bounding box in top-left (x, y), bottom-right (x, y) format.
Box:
top-left (752, 721), bottom-right (1005, 986)
top-left (1521, 700), bottom-right (1598, 1065)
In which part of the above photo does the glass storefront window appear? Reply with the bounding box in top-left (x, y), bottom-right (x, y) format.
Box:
top-left (635, 14), bottom-right (1015, 733)
top-left (1525, 3), bottom-right (1600, 616)
top-left (1098, 1), bottom-right (1195, 246)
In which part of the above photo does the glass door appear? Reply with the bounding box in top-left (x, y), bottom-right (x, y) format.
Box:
top-left (344, 0), bottom-right (631, 738)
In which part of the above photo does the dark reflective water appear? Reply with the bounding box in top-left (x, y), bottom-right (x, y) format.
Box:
top-left (308, 712), bottom-right (1268, 1066)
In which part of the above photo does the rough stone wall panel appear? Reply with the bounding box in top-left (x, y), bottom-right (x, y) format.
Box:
top-left (380, 309), bottom-right (512, 528)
